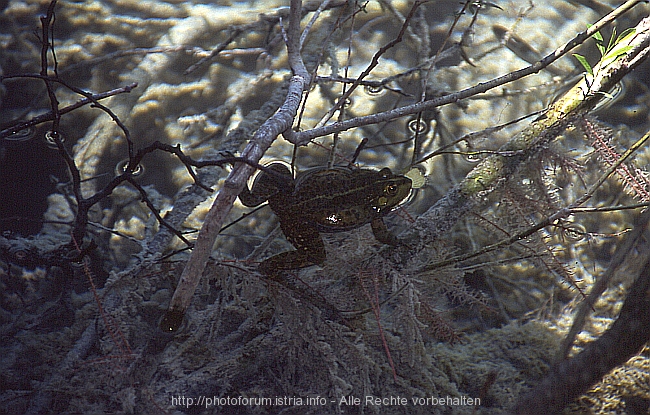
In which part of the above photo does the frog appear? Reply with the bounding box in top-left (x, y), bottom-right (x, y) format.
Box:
top-left (239, 163), bottom-right (412, 275)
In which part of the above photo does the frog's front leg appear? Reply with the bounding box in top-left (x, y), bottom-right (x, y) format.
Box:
top-left (259, 219), bottom-right (326, 275)
top-left (371, 217), bottom-right (399, 246)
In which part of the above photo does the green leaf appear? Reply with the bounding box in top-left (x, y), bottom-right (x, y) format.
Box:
top-left (615, 28), bottom-right (636, 46)
top-left (573, 53), bottom-right (593, 76)
top-left (588, 25), bottom-right (605, 56)
top-left (608, 44), bottom-right (633, 59)
top-left (606, 27), bottom-right (617, 52)
top-left (588, 24), bottom-right (603, 42)
top-left (592, 31), bottom-right (607, 56)
top-left (601, 45), bottom-right (633, 67)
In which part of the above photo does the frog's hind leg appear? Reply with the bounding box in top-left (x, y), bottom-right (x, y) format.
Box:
top-left (258, 222), bottom-right (353, 325)
top-left (284, 220), bottom-right (327, 265)
top-left (259, 221), bottom-right (325, 275)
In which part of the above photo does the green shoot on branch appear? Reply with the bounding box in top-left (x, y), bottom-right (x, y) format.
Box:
top-left (573, 26), bottom-right (637, 77)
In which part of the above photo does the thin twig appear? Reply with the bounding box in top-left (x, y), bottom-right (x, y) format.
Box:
top-left (423, 125), bottom-right (650, 271)
top-left (314, 0), bottom-right (426, 129)
top-left (0, 82), bottom-right (138, 139)
top-left (39, 0), bottom-right (60, 133)
top-left (513, 249), bottom-right (650, 415)
top-left (284, 0), bottom-right (644, 145)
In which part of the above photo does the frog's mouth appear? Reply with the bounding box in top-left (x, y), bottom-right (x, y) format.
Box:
top-left (394, 186), bottom-right (415, 210)
top-left (398, 191), bottom-right (415, 210)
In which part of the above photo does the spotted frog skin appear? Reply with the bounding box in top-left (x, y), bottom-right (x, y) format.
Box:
top-left (239, 163), bottom-right (412, 275)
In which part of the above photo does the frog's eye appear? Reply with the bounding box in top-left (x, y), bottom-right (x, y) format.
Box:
top-left (385, 183), bottom-right (398, 196)
top-left (378, 168), bottom-right (392, 178)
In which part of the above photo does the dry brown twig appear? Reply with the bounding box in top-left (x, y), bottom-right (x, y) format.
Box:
top-left (160, 0), bottom-right (310, 331)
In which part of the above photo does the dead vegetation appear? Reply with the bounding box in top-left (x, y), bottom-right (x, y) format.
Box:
top-left (1, 0), bottom-right (650, 414)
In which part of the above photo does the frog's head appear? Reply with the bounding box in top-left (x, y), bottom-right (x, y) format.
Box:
top-left (372, 168), bottom-right (412, 215)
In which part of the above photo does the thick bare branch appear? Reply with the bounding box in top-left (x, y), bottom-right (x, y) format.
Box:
top-left (161, 74), bottom-right (306, 331)
top-left (401, 13), bottom-right (650, 248)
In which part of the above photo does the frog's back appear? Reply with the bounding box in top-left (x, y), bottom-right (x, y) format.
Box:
top-left (294, 167), bottom-right (373, 199)
top-left (292, 167), bottom-right (408, 232)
